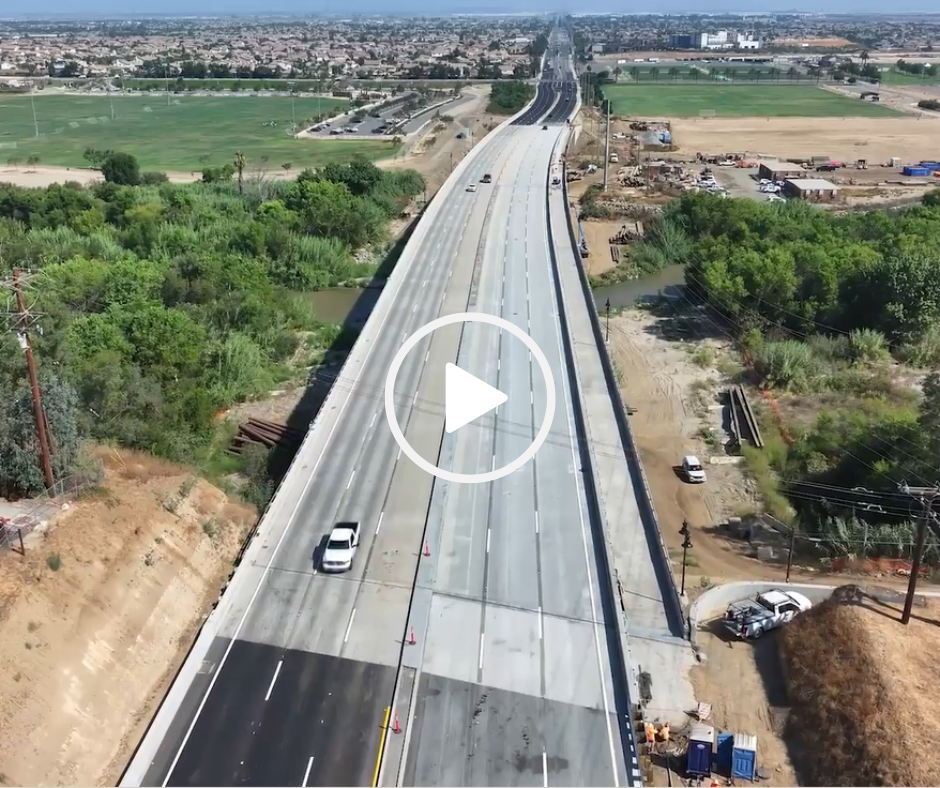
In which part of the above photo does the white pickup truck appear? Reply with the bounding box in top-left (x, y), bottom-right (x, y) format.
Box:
top-left (321, 521), bottom-right (361, 573)
top-left (724, 589), bottom-right (812, 640)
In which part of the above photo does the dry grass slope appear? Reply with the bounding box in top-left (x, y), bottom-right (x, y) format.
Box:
top-left (780, 592), bottom-right (939, 787)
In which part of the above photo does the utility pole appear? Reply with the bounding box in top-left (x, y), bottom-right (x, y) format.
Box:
top-left (106, 77), bottom-right (115, 121)
top-left (898, 483), bottom-right (940, 625)
top-left (605, 298), bottom-right (611, 343)
top-left (164, 49), bottom-right (171, 107)
top-left (29, 83), bottom-right (40, 138)
top-left (603, 98), bottom-right (611, 192)
top-left (289, 81), bottom-right (297, 134)
top-left (2, 268), bottom-right (55, 490)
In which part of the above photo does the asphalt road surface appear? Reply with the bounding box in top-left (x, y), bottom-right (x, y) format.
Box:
top-left (304, 93), bottom-right (475, 138)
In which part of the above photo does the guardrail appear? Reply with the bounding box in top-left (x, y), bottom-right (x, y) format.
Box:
top-left (559, 161), bottom-right (687, 639)
top-left (546, 125), bottom-right (644, 787)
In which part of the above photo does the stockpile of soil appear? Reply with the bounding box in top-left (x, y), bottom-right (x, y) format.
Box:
top-left (780, 591), bottom-right (940, 786)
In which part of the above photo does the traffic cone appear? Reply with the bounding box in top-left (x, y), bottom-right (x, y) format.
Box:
top-left (409, 626), bottom-right (416, 645)
top-left (423, 540), bottom-right (431, 557)
top-left (393, 712), bottom-right (401, 734)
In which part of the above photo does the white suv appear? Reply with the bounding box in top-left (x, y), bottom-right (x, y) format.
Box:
top-left (682, 455), bottom-right (706, 484)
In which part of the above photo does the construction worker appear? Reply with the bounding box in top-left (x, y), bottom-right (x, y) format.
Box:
top-left (658, 722), bottom-right (670, 743)
top-left (645, 722), bottom-right (657, 745)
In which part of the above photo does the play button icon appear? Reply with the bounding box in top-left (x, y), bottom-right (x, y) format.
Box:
top-left (384, 312), bottom-right (555, 484)
top-left (444, 363), bottom-right (507, 433)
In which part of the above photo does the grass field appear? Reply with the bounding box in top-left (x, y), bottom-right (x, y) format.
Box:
top-left (0, 94), bottom-right (399, 171)
top-left (602, 84), bottom-right (901, 118)
top-left (616, 64), bottom-right (813, 84)
top-left (878, 68), bottom-right (940, 86)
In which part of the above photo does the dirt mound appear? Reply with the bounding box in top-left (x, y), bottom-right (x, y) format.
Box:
top-left (0, 448), bottom-right (256, 787)
top-left (780, 590), bottom-right (940, 786)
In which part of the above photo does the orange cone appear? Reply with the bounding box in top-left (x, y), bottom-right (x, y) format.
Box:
top-left (424, 541), bottom-right (431, 557)
top-left (409, 626), bottom-right (416, 645)
top-left (393, 712), bottom-right (401, 733)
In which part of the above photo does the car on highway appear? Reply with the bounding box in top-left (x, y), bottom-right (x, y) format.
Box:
top-left (329, 128), bottom-right (342, 135)
top-left (321, 521), bottom-right (360, 572)
top-left (724, 589), bottom-right (813, 639)
top-left (681, 454), bottom-right (706, 483)
top-left (481, 173), bottom-right (493, 183)
top-left (466, 183), bottom-right (478, 192)
top-left (542, 124), bottom-right (549, 130)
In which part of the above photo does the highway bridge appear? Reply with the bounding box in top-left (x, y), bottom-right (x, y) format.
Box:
top-left (121, 25), bottom-right (686, 788)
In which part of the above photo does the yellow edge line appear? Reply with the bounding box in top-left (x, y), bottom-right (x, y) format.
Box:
top-left (372, 705), bottom-right (391, 788)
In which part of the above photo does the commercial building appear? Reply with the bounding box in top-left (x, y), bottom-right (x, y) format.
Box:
top-left (757, 160), bottom-right (806, 182)
top-left (782, 178), bottom-right (839, 202)
top-left (668, 30), bottom-right (761, 50)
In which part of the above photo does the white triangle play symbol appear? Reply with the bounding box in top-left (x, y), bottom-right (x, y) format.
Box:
top-left (444, 363), bottom-right (508, 434)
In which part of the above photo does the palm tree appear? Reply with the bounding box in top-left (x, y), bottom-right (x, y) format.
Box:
top-left (26, 155), bottom-right (40, 171)
top-left (233, 151), bottom-right (246, 195)
top-left (787, 66), bottom-right (799, 82)
top-left (282, 162), bottom-right (292, 173)
top-left (749, 67), bottom-right (760, 83)
top-left (769, 67), bottom-right (780, 83)
top-left (631, 66), bottom-right (639, 82)
top-left (668, 67), bottom-right (679, 83)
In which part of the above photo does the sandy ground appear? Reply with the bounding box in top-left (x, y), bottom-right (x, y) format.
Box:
top-left (0, 448), bottom-right (256, 787)
top-left (581, 219), bottom-right (623, 276)
top-left (689, 628), bottom-right (799, 786)
top-left (0, 165), bottom-right (201, 188)
top-left (670, 116), bottom-right (940, 164)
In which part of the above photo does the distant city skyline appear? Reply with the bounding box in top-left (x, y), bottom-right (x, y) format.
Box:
top-left (6, 1), bottom-right (940, 16)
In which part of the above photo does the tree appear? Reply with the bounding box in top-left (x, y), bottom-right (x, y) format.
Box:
top-left (233, 151), bottom-right (246, 195)
top-left (282, 162), bottom-right (292, 173)
top-left (26, 155), bottom-right (40, 170)
top-left (6, 155), bottom-right (21, 169)
top-left (100, 152), bottom-right (141, 185)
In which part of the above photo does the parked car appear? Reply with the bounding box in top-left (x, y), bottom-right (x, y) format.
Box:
top-left (681, 455), bottom-right (706, 483)
top-left (724, 589), bottom-right (812, 639)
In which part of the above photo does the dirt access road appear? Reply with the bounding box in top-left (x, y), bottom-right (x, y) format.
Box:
top-left (0, 449), bottom-right (255, 787)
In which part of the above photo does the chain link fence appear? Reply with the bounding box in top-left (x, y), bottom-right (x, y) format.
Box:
top-left (1, 460), bottom-right (104, 553)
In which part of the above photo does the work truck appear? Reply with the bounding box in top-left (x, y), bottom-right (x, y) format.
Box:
top-left (724, 589), bottom-right (812, 639)
top-left (321, 521), bottom-right (361, 573)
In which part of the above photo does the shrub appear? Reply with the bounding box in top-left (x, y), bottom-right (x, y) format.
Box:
top-left (753, 340), bottom-right (820, 390)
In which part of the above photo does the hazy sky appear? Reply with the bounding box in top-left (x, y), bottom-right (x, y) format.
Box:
top-left (13, 0), bottom-right (940, 15)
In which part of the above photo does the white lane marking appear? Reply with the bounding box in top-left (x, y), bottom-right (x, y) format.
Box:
top-left (346, 470), bottom-right (355, 490)
top-left (412, 391), bottom-right (419, 406)
top-left (413, 304), bottom-right (418, 312)
top-left (486, 528), bottom-right (491, 554)
top-left (478, 633), bottom-right (485, 671)
top-left (497, 359), bottom-right (500, 371)
top-left (376, 510), bottom-right (385, 534)
top-left (538, 607), bottom-right (543, 640)
top-left (302, 756), bottom-right (315, 787)
top-left (530, 391), bottom-right (534, 405)
top-left (425, 350), bottom-right (430, 363)
top-left (344, 608), bottom-right (357, 643)
top-left (160, 220), bottom-right (424, 782)
top-left (535, 511), bottom-right (539, 534)
top-left (264, 659), bottom-right (283, 701)
top-left (402, 331), bottom-right (407, 341)
top-left (491, 455), bottom-right (496, 471)
top-left (397, 447), bottom-right (402, 461)
top-left (422, 279), bottom-right (427, 288)
top-left (369, 412), bottom-right (377, 429)
top-left (542, 751), bottom-right (548, 787)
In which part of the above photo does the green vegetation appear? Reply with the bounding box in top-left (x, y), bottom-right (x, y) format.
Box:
top-left (669, 189), bottom-right (940, 557)
top-left (487, 80), bottom-right (536, 114)
top-left (601, 84), bottom-right (900, 118)
top-left (918, 99), bottom-right (940, 112)
top-left (615, 63), bottom-right (809, 84)
top-left (0, 154), bottom-right (424, 498)
top-left (882, 59), bottom-right (940, 85)
top-left (0, 94), bottom-right (398, 171)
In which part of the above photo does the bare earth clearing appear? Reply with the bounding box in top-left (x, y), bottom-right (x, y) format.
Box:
top-left (0, 449), bottom-right (256, 787)
top-left (669, 116), bottom-right (940, 164)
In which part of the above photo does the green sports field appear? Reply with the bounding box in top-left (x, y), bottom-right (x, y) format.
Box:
top-left (0, 94), bottom-right (398, 171)
top-left (602, 84), bottom-right (901, 118)
top-left (878, 68), bottom-right (940, 86)
top-left (616, 64), bottom-right (808, 84)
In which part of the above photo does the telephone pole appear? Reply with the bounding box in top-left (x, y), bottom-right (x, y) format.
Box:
top-left (2, 268), bottom-right (55, 490)
top-left (898, 483), bottom-right (940, 625)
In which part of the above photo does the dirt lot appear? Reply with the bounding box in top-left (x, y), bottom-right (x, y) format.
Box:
top-left (581, 220), bottom-right (622, 276)
top-left (689, 627), bottom-right (799, 786)
top-left (0, 448), bottom-right (256, 787)
top-left (669, 116), bottom-right (940, 165)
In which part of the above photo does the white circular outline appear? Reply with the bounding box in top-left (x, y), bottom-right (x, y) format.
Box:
top-left (384, 312), bottom-right (555, 484)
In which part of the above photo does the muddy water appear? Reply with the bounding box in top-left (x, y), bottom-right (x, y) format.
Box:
top-left (592, 263), bottom-right (686, 310)
top-left (304, 287), bottom-right (366, 324)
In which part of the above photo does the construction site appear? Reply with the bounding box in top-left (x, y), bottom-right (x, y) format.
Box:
top-left (566, 104), bottom-right (940, 281)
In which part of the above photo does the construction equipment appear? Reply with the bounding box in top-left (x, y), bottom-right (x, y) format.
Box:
top-left (856, 159), bottom-right (868, 169)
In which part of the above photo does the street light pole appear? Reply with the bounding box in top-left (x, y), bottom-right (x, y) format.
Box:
top-left (679, 519), bottom-right (693, 597)
top-left (605, 298), bottom-right (611, 343)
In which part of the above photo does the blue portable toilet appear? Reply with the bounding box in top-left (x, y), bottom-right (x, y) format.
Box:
top-left (687, 722), bottom-right (715, 776)
top-left (731, 733), bottom-right (758, 781)
top-left (716, 732), bottom-right (734, 774)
